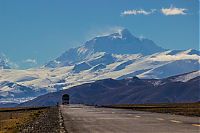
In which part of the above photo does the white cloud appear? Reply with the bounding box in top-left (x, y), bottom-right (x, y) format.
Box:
top-left (96, 26), bottom-right (124, 36)
top-left (161, 6), bottom-right (187, 16)
top-left (24, 59), bottom-right (37, 64)
top-left (86, 26), bottom-right (124, 40)
top-left (121, 9), bottom-right (156, 16)
top-left (121, 6), bottom-right (188, 16)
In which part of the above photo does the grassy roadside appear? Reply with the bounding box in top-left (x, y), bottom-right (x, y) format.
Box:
top-left (0, 107), bottom-right (48, 133)
top-left (109, 103), bottom-right (200, 117)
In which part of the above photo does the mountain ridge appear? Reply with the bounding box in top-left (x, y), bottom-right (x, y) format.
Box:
top-left (18, 71), bottom-right (200, 107)
top-left (45, 29), bottom-right (166, 68)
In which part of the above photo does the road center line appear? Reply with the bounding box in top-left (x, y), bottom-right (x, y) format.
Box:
top-left (135, 115), bottom-right (141, 118)
top-left (192, 124), bottom-right (200, 127)
top-left (170, 120), bottom-right (182, 123)
top-left (156, 118), bottom-right (164, 121)
top-left (98, 118), bottom-right (135, 120)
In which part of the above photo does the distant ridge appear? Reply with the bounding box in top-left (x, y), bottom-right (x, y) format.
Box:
top-left (19, 71), bottom-right (200, 107)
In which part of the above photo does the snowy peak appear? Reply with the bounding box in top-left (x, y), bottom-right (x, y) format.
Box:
top-left (108, 29), bottom-right (133, 39)
top-left (120, 28), bottom-right (132, 37)
top-left (46, 28), bottom-right (165, 68)
top-left (0, 80), bottom-right (48, 103)
top-left (181, 49), bottom-right (200, 56)
top-left (84, 28), bottom-right (164, 55)
top-left (0, 54), bottom-right (11, 69)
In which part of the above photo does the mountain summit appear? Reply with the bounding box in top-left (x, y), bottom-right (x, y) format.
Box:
top-left (0, 54), bottom-right (11, 69)
top-left (84, 29), bottom-right (165, 54)
top-left (45, 29), bottom-right (165, 68)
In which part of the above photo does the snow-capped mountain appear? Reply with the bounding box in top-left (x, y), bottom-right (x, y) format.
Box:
top-left (0, 29), bottom-right (199, 104)
top-left (0, 54), bottom-right (11, 69)
top-left (19, 71), bottom-right (200, 107)
top-left (45, 29), bottom-right (165, 68)
top-left (0, 81), bottom-right (48, 103)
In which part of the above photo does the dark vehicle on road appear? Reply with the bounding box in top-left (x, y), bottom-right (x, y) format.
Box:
top-left (62, 94), bottom-right (69, 105)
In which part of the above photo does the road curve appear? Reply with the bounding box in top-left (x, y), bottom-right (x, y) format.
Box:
top-left (60, 105), bottom-right (200, 133)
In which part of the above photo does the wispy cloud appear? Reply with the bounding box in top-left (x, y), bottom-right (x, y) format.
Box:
top-left (161, 6), bottom-right (187, 16)
top-left (96, 26), bottom-right (124, 36)
top-left (86, 26), bottom-right (124, 40)
top-left (121, 9), bottom-right (156, 16)
top-left (24, 59), bottom-right (37, 64)
top-left (121, 6), bottom-right (188, 16)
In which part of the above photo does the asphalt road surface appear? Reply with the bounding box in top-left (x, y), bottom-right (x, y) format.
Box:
top-left (60, 105), bottom-right (200, 133)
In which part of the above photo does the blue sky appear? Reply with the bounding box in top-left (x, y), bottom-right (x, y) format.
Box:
top-left (0, 0), bottom-right (199, 69)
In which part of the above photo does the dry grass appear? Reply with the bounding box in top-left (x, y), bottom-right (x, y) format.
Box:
top-left (0, 107), bottom-right (47, 133)
top-left (110, 103), bottom-right (200, 117)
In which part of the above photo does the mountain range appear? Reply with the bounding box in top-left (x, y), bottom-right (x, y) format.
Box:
top-left (19, 71), bottom-right (200, 107)
top-left (0, 29), bottom-right (199, 105)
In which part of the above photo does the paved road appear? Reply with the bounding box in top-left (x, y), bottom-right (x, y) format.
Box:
top-left (60, 105), bottom-right (200, 133)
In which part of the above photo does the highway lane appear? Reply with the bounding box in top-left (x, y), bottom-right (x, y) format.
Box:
top-left (60, 105), bottom-right (200, 133)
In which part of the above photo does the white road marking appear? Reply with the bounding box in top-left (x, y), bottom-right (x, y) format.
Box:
top-left (98, 118), bottom-right (136, 120)
top-left (135, 115), bottom-right (141, 118)
top-left (170, 120), bottom-right (182, 123)
top-left (192, 124), bottom-right (200, 127)
top-left (156, 118), bottom-right (164, 121)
